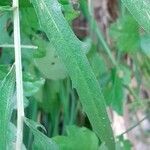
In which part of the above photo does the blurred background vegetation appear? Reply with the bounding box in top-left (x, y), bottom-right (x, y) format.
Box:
top-left (0, 0), bottom-right (150, 149)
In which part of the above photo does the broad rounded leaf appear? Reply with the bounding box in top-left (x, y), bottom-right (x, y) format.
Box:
top-left (34, 45), bottom-right (67, 80)
top-left (53, 126), bottom-right (99, 150)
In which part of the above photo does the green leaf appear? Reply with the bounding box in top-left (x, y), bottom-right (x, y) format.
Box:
top-left (23, 73), bottom-right (45, 97)
top-left (7, 122), bottom-right (27, 150)
top-left (7, 122), bottom-right (17, 149)
top-left (122, 0), bottom-right (150, 33)
top-left (61, 3), bottom-right (79, 23)
top-left (0, 0), bottom-right (32, 7)
top-left (89, 51), bottom-right (106, 78)
top-left (109, 14), bottom-right (140, 52)
top-left (53, 125), bottom-right (99, 150)
top-left (110, 69), bottom-right (124, 115)
top-left (11, 92), bottom-right (29, 109)
top-left (103, 65), bottom-right (130, 115)
top-left (99, 143), bottom-right (108, 150)
top-left (0, 1), bottom-right (11, 6)
top-left (0, 66), bottom-right (15, 149)
top-left (21, 7), bottom-right (40, 34)
top-left (31, 0), bottom-right (115, 149)
top-left (140, 34), bottom-right (150, 56)
top-left (80, 0), bottom-right (117, 65)
top-left (37, 80), bottom-right (61, 114)
top-left (24, 117), bottom-right (59, 150)
top-left (119, 65), bottom-right (131, 86)
top-left (0, 65), bottom-right (10, 83)
top-left (58, 0), bottom-right (69, 5)
top-left (34, 43), bottom-right (67, 80)
top-left (0, 6), bottom-right (14, 12)
top-left (0, 13), bottom-right (13, 44)
top-left (103, 68), bottom-right (124, 115)
top-left (116, 135), bottom-right (132, 150)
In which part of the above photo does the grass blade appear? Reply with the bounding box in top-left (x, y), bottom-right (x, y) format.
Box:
top-left (31, 0), bottom-right (115, 149)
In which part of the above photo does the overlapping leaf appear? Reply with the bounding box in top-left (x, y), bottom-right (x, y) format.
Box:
top-left (0, 0), bottom-right (32, 7)
top-left (31, 0), bottom-right (115, 149)
top-left (53, 126), bottom-right (99, 150)
top-left (34, 43), bottom-right (67, 80)
top-left (24, 118), bottom-right (59, 150)
top-left (0, 66), bottom-right (15, 149)
top-left (109, 14), bottom-right (140, 52)
top-left (122, 0), bottom-right (150, 33)
top-left (0, 13), bottom-right (13, 45)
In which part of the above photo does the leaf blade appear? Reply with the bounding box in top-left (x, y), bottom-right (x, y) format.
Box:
top-left (24, 118), bottom-right (59, 150)
top-left (0, 66), bottom-right (15, 149)
top-left (122, 0), bottom-right (150, 33)
top-left (31, 0), bottom-right (115, 149)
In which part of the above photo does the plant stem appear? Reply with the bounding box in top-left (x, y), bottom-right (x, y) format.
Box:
top-left (88, 0), bottom-right (92, 15)
top-left (83, 0), bottom-right (117, 66)
top-left (12, 0), bottom-right (24, 149)
top-left (120, 115), bottom-right (148, 136)
top-left (0, 44), bottom-right (38, 49)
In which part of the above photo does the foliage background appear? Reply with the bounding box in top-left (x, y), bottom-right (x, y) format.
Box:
top-left (0, 0), bottom-right (150, 149)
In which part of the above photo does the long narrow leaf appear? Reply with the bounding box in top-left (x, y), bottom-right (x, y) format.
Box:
top-left (0, 66), bottom-right (15, 149)
top-left (122, 0), bottom-right (150, 33)
top-left (31, 0), bottom-right (115, 149)
top-left (24, 118), bottom-right (59, 150)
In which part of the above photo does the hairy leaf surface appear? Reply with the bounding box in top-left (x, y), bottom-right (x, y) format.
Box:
top-left (31, 0), bottom-right (115, 149)
top-left (122, 0), bottom-right (150, 33)
top-left (0, 66), bottom-right (15, 149)
top-left (24, 118), bottom-right (59, 150)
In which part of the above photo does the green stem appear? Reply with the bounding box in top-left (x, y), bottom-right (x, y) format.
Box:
top-left (0, 44), bottom-right (38, 49)
top-left (12, 0), bottom-right (24, 149)
top-left (80, 0), bottom-right (117, 66)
